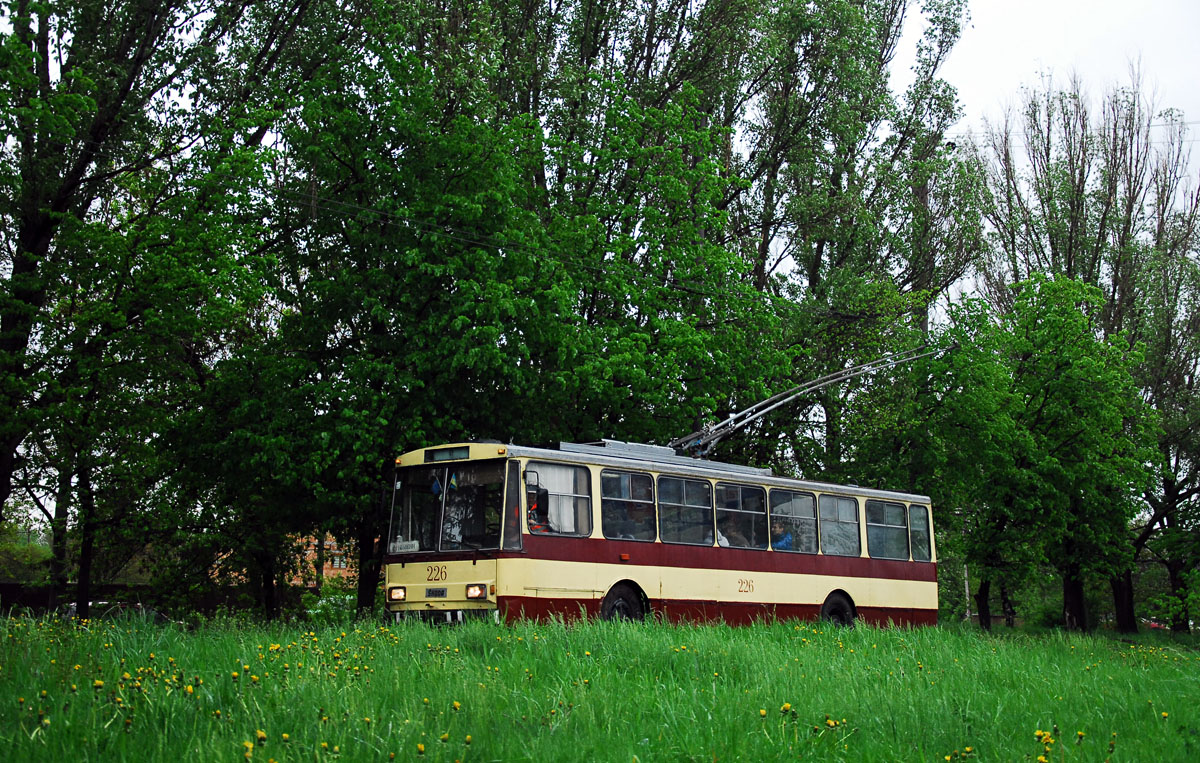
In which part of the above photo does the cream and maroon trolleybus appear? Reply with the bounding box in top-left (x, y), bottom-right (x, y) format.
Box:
top-left (384, 438), bottom-right (937, 625)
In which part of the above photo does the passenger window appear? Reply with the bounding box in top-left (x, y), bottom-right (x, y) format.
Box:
top-left (909, 504), bottom-right (932, 562)
top-left (526, 462), bottom-right (592, 536)
top-left (715, 483), bottom-right (767, 549)
top-left (819, 494), bottom-right (860, 556)
top-left (658, 476), bottom-right (713, 545)
top-left (866, 500), bottom-right (909, 560)
top-left (768, 490), bottom-right (817, 553)
top-left (601, 470), bottom-right (656, 541)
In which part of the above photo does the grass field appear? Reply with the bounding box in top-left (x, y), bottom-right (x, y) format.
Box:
top-left (1, 614), bottom-right (1196, 761)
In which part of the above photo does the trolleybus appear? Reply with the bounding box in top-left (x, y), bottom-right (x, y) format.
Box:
top-left (384, 438), bottom-right (937, 625)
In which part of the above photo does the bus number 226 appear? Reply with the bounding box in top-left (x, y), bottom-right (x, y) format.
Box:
top-left (737, 578), bottom-right (755, 593)
top-left (426, 565), bottom-right (448, 582)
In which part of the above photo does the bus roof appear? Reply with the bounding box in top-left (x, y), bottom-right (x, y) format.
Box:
top-left (396, 440), bottom-right (932, 505)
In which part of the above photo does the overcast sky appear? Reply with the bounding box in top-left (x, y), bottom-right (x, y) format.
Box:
top-left (910, 0), bottom-right (1200, 140)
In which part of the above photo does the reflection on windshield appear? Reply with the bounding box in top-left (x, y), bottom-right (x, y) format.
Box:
top-left (389, 461), bottom-right (505, 553)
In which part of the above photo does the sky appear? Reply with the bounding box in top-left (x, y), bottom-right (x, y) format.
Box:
top-left (911, 0), bottom-right (1200, 141)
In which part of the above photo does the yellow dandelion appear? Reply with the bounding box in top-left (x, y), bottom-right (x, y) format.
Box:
top-left (759, 709), bottom-right (767, 718)
top-left (417, 743), bottom-right (425, 755)
top-left (256, 729), bottom-right (267, 742)
top-left (282, 733), bottom-right (289, 742)
top-left (781, 702), bottom-right (791, 713)
top-left (1161, 712), bottom-right (1169, 719)
top-left (465, 735), bottom-right (472, 745)
top-left (440, 733), bottom-right (450, 742)
top-left (186, 685), bottom-right (194, 695)
top-left (93, 680), bottom-right (104, 689)
top-left (453, 701), bottom-right (461, 711)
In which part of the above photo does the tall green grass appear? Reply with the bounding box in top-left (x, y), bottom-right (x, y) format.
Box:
top-left (1, 615), bottom-right (1196, 761)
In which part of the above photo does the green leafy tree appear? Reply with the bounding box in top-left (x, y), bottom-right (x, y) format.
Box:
top-left (930, 277), bottom-right (1154, 630)
top-left (976, 74), bottom-right (1200, 631)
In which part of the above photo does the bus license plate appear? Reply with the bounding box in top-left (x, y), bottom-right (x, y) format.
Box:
top-left (425, 588), bottom-right (447, 598)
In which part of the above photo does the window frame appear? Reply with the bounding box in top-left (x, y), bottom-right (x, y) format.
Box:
top-left (909, 504), bottom-right (933, 562)
top-left (865, 499), bottom-right (910, 561)
top-left (525, 461), bottom-right (593, 537)
top-left (768, 489), bottom-right (818, 554)
top-left (600, 469), bottom-right (657, 542)
top-left (818, 493), bottom-right (861, 557)
top-left (715, 482), bottom-right (767, 549)
top-left (657, 475), bottom-right (714, 546)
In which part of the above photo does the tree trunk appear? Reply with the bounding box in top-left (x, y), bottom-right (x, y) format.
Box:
top-left (999, 582), bottom-right (1017, 628)
top-left (255, 551), bottom-right (279, 619)
top-left (74, 464), bottom-right (96, 620)
top-left (47, 464), bottom-right (73, 611)
top-left (354, 488), bottom-right (387, 617)
top-left (314, 537), bottom-right (325, 598)
top-left (1062, 567), bottom-right (1088, 631)
top-left (1110, 569), bottom-right (1138, 634)
top-left (1165, 559), bottom-right (1191, 634)
top-left (973, 577), bottom-right (992, 631)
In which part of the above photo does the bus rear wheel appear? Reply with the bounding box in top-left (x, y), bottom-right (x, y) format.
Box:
top-left (601, 584), bottom-right (645, 621)
top-left (820, 592), bottom-right (856, 627)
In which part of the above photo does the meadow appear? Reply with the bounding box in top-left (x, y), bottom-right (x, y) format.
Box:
top-left (0, 614), bottom-right (1196, 762)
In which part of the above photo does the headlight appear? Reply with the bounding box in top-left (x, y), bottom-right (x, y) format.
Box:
top-left (388, 587), bottom-right (406, 602)
top-left (465, 584), bottom-right (487, 600)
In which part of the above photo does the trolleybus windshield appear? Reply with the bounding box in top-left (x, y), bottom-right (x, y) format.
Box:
top-left (389, 460), bottom-right (505, 552)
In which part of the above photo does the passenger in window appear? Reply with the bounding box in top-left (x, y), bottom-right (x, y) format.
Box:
top-left (770, 518), bottom-right (793, 550)
top-left (717, 515), bottom-right (748, 547)
top-left (529, 500), bottom-right (551, 534)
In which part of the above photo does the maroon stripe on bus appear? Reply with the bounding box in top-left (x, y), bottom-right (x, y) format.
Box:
top-left (516, 535), bottom-right (938, 582)
top-left (497, 595), bottom-right (937, 627)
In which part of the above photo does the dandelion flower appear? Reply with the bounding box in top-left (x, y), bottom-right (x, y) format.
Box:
top-left (440, 733), bottom-right (450, 742)
top-left (759, 709), bottom-right (767, 718)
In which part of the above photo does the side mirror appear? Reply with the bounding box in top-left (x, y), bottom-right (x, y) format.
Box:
top-left (525, 470), bottom-right (539, 488)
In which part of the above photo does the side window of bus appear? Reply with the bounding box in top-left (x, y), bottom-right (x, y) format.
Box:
top-left (658, 476), bottom-right (713, 545)
top-left (768, 490), bottom-right (817, 553)
top-left (601, 470), bottom-right (656, 541)
top-left (819, 494), bottom-right (860, 556)
top-left (502, 461), bottom-right (522, 551)
top-left (866, 500), bottom-right (909, 560)
top-left (909, 505), bottom-right (932, 562)
top-left (525, 462), bottom-right (592, 536)
top-left (715, 483), bottom-right (767, 549)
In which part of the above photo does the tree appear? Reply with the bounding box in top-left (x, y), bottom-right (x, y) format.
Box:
top-left (927, 276), bottom-right (1154, 630)
top-left (976, 73), bottom-right (1200, 631)
top-left (0, 0), bottom-right (354, 615)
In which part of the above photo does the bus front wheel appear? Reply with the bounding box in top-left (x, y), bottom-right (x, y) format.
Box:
top-left (820, 592), bottom-right (856, 627)
top-left (601, 584), bottom-right (645, 621)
